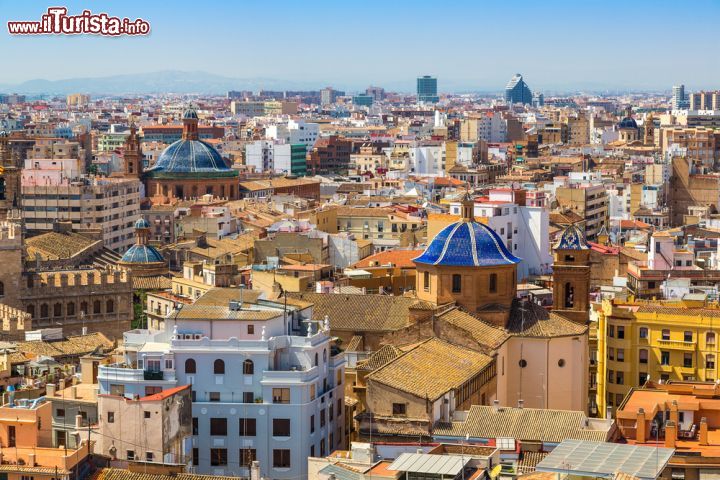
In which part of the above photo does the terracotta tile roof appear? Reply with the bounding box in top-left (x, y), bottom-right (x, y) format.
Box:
top-left (335, 206), bottom-right (393, 218)
top-left (139, 384), bottom-right (189, 401)
top-left (175, 304), bottom-right (279, 321)
top-left (193, 287), bottom-right (264, 307)
top-left (16, 332), bottom-right (112, 357)
top-left (287, 292), bottom-right (434, 332)
top-left (366, 338), bottom-right (494, 401)
top-left (636, 305), bottom-right (720, 318)
top-left (506, 300), bottom-right (587, 338)
top-left (132, 275), bottom-right (171, 290)
top-left (433, 405), bottom-right (612, 443)
top-left (345, 335), bottom-right (364, 351)
top-left (356, 344), bottom-right (404, 371)
top-left (437, 308), bottom-right (509, 351)
top-left (351, 249), bottom-right (424, 269)
top-left (26, 231), bottom-right (100, 260)
top-left (91, 468), bottom-right (243, 480)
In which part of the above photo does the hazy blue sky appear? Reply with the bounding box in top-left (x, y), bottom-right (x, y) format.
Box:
top-left (1, 0), bottom-right (718, 92)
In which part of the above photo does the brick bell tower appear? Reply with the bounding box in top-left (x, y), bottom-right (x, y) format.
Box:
top-left (123, 124), bottom-right (143, 178)
top-left (552, 223), bottom-right (591, 323)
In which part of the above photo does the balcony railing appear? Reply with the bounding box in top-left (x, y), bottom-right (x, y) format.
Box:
top-left (657, 339), bottom-right (695, 351)
top-left (144, 370), bottom-right (164, 380)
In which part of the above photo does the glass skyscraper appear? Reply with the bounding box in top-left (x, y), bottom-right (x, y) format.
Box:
top-left (417, 75), bottom-right (439, 103)
top-left (505, 73), bottom-right (533, 105)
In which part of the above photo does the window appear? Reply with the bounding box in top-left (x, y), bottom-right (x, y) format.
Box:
top-left (56, 408), bottom-right (65, 417)
top-left (247, 324), bottom-right (254, 335)
top-left (708, 332), bottom-right (716, 345)
top-left (617, 348), bottom-right (625, 362)
top-left (564, 282), bottom-right (574, 308)
top-left (210, 448), bottom-right (227, 466)
top-left (273, 388), bottom-right (290, 404)
top-left (144, 411), bottom-right (151, 419)
top-left (608, 369), bottom-right (614, 383)
top-left (242, 392), bottom-right (254, 403)
top-left (684, 353), bottom-right (693, 368)
top-left (320, 409), bottom-right (326, 427)
top-left (662, 329), bottom-right (670, 340)
top-left (146, 452), bottom-right (153, 462)
top-left (423, 271), bottom-right (430, 292)
top-left (608, 325), bottom-right (614, 337)
top-left (192, 417), bottom-right (198, 435)
top-left (273, 418), bottom-right (291, 437)
top-left (54, 303), bottom-right (62, 317)
top-left (707, 355), bottom-right (716, 369)
top-left (617, 326), bottom-right (625, 339)
top-left (639, 349), bottom-right (648, 364)
top-left (243, 359), bottom-right (254, 375)
top-left (106, 299), bottom-right (114, 314)
top-left (329, 405), bottom-right (334, 421)
top-left (239, 418), bottom-right (256, 436)
top-left (639, 327), bottom-right (648, 339)
top-left (127, 450), bottom-right (135, 460)
top-left (489, 273), bottom-right (497, 293)
top-left (185, 358), bottom-right (196, 374)
top-left (684, 331), bottom-right (693, 343)
top-left (452, 274), bottom-right (461, 293)
top-left (107, 412), bottom-right (115, 423)
top-left (273, 449), bottom-right (291, 468)
top-left (639, 372), bottom-right (649, 385)
top-left (661, 351), bottom-right (670, 365)
top-left (616, 371), bottom-right (624, 385)
top-left (214, 359), bottom-right (225, 374)
top-left (240, 448), bottom-right (257, 467)
top-left (608, 347), bottom-right (614, 361)
top-left (93, 300), bottom-right (101, 314)
top-left (209, 392), bottom-right (220, 402)
top-left (310, 415), bottom-right (315, 433)
top-left (210, 418), bottom-right (227, 436)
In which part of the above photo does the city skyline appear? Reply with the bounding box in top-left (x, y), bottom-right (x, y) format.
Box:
top-left (2, 0), bottom-right (720, 93)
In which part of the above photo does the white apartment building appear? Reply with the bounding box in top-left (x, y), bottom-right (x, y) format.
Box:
top-left (245, 140), bottom-right (292, 173)
top-left (97, 295), bottom-right (345, 480)
top-left (266, 119), bottom-right (319, 150)
top-left (449, 188), bottom-right (553, 280)
top-left (409, 144), bottom-right (445, 176)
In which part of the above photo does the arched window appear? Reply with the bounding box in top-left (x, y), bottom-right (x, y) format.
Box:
top-left (93, 300), bottom-right (101, 314)
top-left (106, 299), bottom-right (114, 314)
top-left (67, 302), bottom-right (75, 317)
top-left (707, 332), bottom-right (716, 345)
top-left (40, 303), bottom-right (49, 318)
top-left (53, 303), bottom-right (62, 317)
top-left (214, 359), bottom-right (225, 374)
top-left (564, 282), bottom-right (574, 308)
top-left (0, 281), bottom-right (4, 296)
top-left (27, 305), bottom-right (35, 318)
top-left (639, 327), bottom-right (648, 339)
top-left (243, 359), bottom-right (254, 375)
top-left (489, 273), bottom-right (497, 294)
top-left (80, 301), bottom-right (88, 315)
top-left (314, 353), bottom-right (319, 367)
top-left (323, 349), bottom-right (327, 362)
top-left (185, 358), bottom-right (196, 374)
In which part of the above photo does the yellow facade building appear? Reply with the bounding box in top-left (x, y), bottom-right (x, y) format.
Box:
top-left (595, 297), bottom-right (720, 418)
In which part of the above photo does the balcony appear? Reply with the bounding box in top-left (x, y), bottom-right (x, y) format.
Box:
top-left (657, 339), bottom-right (695, 351)
top-left (144, 370), bottom-right (164, 381)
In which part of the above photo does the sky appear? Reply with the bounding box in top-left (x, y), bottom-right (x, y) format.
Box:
top-left (1, 0), bottom-right (719, 93)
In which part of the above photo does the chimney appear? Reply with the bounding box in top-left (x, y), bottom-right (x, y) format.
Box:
top-left (68, 385), bottom-right (77, 400)
top-left (700, 417), bottom-right (709, 446)
top-left (75, 414), bottom-right (83, 429)
top-left (636, 408), bottom-right (646, 443)
top-left (493, 399), bottom-right (500, 412)
top-left (46, 383), bottom-right (56, 397)
top-left (517, 399), bottom-right (524, 409)
top-left (665, 421), bottom-right (677, 448)
top-left (28, 453), bottom-right (36, 467)
top-left (250, 461), bottom-right (261, 480)
top-left (606, 405), bottom-right (613, 419)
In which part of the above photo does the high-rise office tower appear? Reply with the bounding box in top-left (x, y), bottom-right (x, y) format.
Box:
top-left (505, 74), bottom-right (533, 105)
top-left (417, 76), bottom-right (439, 103)
top-left (672, 84), bottom-right (689, 110)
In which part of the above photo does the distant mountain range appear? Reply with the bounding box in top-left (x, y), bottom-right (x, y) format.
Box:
top-left (0, 70), bottom-right (329, 96)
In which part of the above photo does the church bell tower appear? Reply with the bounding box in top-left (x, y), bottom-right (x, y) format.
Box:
top-left (552, 224), bottom-right (591, 323)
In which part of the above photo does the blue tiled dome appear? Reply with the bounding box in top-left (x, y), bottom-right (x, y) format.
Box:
top-left (618, 116), bottom-right (637, 129)
top-left (182, 107), bottom-right (198, 119)
top-left (146, 139), bottom-right (233, 176)
top-left (121, 244), bottom-right (165, 264)
top-left (554, 224), bottom-right (589, 250)
top-left (135, 217), bottom-right (151, 229)
top-left (414, 221), bottom-right (521, 267)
